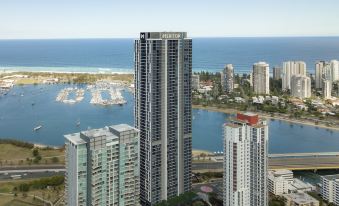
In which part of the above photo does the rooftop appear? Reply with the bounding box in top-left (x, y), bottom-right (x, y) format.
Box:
top-left (242, 112), bottom-right (257, 117)
top-left (81, 127), bottom-right (113, 140)
top-left (64, 133), bottom-right (85, 145)
top-left (224, 123), bottom-right (242, 128)
top-left (64, 124), bottom-right (138, 145)
top-left (322, 174), bottom-right (339, 182)
top-left (270, 169), bottom-right (293, 176)
top-left (109, 124), bottom-right (138, 133)
top-left (284, 193), bottom-right (318, 204)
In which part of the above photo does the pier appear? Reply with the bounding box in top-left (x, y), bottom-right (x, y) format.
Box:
top-left (89, 81), bottom-right (127, 106)
top-left (56, 87), bottom-right (85, 104)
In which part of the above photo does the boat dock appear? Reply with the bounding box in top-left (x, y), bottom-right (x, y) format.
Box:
top-left (89, 81), bottom-right (127, 106)
top-left (56, 87), bottom-right (85, 104)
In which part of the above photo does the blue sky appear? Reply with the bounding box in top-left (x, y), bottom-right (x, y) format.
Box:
top-left (1, 0), bottom-right (339, 39)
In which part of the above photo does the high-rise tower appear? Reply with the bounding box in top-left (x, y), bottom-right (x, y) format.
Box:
top-left (291, 75), bottom-right (312, 99)
top-left (222, 64), bottom-right (234, 93)
top-left (64, 124), bottom-right (140, 206)
top-left (134, 32), bottom-right (192, 205)
top-left (252, 62), bottom-right (270, 94)
top-left (223, 113), bottom-right (268, 206)
top-left (282, 61), bottom-right (306, 91)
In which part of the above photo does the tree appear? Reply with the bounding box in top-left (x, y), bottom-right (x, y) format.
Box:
top-left (52, 157), bottom-right (59, 163)
top-left (33, 155), bottom-right (42, 164)
top-left (19, 183), bottom-right (30, 192)
top-left (32, 148), bottom-right (39, 157)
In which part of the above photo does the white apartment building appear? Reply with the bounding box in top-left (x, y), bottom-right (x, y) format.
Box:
top-left (282, 61), bottom-right (307, 91)
top-left (65, 124), bottom-right (140, 206)
top-left (221, 64), bottom-right (234, 93)
top-left (253, 62), bottom-right (270, 94)
top-left (283, 193), bottom-right (319, 206)
top-left (323, 80), bottom-right (332, 99)
top-left (268, 170), bottom-right (293, 195)
top-left (192, 74), bottom-right (200, 90)
top-left (315, 61), bottom-right (326, 89)
top-left (223, 112), bottom-right (268, 206)
top-left (321, 174), bottom-right (339, 205)
top-left (331, 60), bottom-right (339, 82)
top-left (273, 67), bottom-right (282, 80)
top-left (291, 75), bottom-right (311, 99)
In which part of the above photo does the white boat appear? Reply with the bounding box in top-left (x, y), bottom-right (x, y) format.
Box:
top-left (76, 119), bottom-right (80, 127)
top-left (33, 125), bottom-right (43, 131)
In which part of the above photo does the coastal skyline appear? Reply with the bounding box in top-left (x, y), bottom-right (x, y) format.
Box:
top-left (1, 0), bottom-right (339, 203)
top-left (1, 0), bottom-right (339, 39)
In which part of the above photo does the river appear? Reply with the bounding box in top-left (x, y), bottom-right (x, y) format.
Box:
top-left (0, 84), bottom-right (338, 154)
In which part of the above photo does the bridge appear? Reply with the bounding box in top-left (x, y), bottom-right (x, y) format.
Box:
top-left (192, 152), bottom-right (339, 172)
top-left (269, 152), bottom-right (339, 158)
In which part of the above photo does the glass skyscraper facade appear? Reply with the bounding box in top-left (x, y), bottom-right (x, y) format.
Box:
top-left (65, 124), bottom-right (140, 206)
top-left (134, 32), bottom-right (192, 205)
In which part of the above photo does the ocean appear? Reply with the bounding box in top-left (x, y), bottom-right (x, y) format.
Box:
top-left (1, 37), bottom-right (339, 74)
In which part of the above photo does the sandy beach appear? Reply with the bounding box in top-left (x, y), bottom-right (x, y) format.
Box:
top-left (192, 149), bottom-right (213, 157)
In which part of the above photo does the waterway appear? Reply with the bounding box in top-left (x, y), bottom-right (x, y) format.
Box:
top-left (0, 84), bottom-right (338, 154)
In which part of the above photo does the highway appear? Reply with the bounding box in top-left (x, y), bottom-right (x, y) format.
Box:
top-left (1, 153), bottom-right (339, 178)
top-left (268, 156), bottom-right (339, 170)
top-left (0, 165), bottom-right (65, 181)
top-left (269, 152), bottom-right (339, 158)
top-left (192, 155), bottom-right (339, 172)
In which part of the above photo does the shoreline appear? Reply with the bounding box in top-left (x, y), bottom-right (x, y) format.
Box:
top-left (0, 66), bottom-right (134, 74)
top-left (0, 69), bottom-right (134, 75)
top-left (192, 105), bottom-right (339, 132)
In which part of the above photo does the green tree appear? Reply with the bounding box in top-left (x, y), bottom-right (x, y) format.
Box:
top-left (32, 148), bottom-right (39, 157)
top-left (52, 157), bottom-right (59, 163)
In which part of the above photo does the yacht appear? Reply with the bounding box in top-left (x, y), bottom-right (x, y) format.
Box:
top-left (33, 125), bottom-right (43, 131)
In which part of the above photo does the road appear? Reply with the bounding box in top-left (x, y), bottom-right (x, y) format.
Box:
top-left (269, 156), bottom-right (339, 170)
top-left (193, 156), bottom-right (339, 172)
top-left (0, 165), bottom-right (65, 180)
top-left (1, 155), bottom-right (339, 179)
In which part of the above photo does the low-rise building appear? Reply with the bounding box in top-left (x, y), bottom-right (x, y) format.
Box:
top-left (283, 192), bottom-right (319, 206)
top-left (43, 78), bottom-right (59, 84)
top-left (234, 97), bottom-right (245, 103)
top-left (271, 96), bottom-right (279, 105)
top-left (268, 170), bottom-right (294, 195)
top-left (289, 178), bottom-right (316, 193)
top-left (321, 174), bottom-right (339, 205)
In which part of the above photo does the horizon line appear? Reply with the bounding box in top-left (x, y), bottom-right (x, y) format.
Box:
top-left (1, 35), bottom-right (339, 40)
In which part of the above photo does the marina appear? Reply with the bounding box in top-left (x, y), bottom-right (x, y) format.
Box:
top-left (88, 81), bottom-right (127, 106)
top-left (56, 87), bottom-right (85, 104)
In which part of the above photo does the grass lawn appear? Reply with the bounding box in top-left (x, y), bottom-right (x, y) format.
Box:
top-left (0, 178), bottom-right (64, 205)
top-left (11, 72), bottom-right (134, 85)
top-left (0, 194), bottom-right (13, 205)
top-left (16, 78), bottom-right (40, 85)
top-left (0, 194), bottom-right (47, 206)
top-left (0, 144), bottom-right (64, 166)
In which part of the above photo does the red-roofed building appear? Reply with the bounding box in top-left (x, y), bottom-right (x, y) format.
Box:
top-left (236, 112), bottom-right (259, 126)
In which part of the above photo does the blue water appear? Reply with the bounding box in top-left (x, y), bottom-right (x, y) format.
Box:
top-left (192, 109), bottom-right (339, 153)
top-left (1, 37), bottom-right (339, 73)
top-left (0, 85), bottom-right (338, 154)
